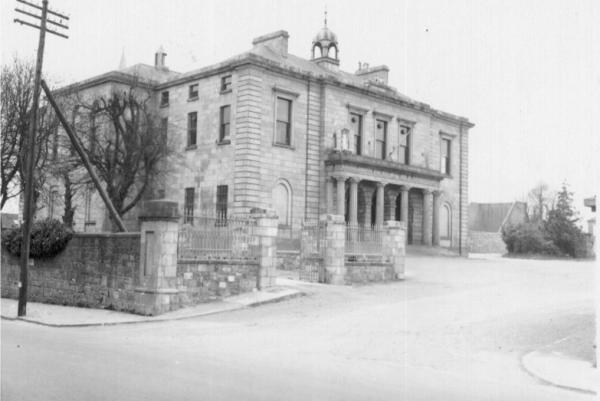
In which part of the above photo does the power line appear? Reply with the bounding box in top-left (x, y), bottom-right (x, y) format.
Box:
top-left (13, 0), bottom-right (69, 317)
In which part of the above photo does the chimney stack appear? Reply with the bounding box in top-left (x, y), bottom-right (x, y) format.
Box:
top-left (155, 46), bottom-right (167, 70)
top-left (252, 30), bottom-right (289, 57)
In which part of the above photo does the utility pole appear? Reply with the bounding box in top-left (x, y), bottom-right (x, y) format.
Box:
top-left (14, 0), bottom-right (69, 317)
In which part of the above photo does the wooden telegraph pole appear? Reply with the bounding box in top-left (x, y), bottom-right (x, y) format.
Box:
top-left (14, 0), bottom-right (69, 316)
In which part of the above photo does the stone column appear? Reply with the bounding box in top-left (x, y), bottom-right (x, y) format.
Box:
top-left (385, 189), bottom-right (399, 221)
top-left (348, 178), bottom-right (358, 225)
top-left (336, 175), bottom-right (346, 217)
top-left (136, 200), bottom-right (180, 316)
top-left (321, 214), bottom-right (347, 285)
top-left (251, 208), bottom-right (279, 289)
top-left (375, 182), bottom-right (385, 227)
top-left (326, 177), bottom-right (334, 214)
top-left (432, 191), bottom-right (441, 246)
top-left (383, 220), bottom-right (407, 280)
top-left (423, 189), bottom-right (433, 246)
top-left (400, 186), bottom-right (410, 223)
top-left (364, 186), bottom-right (374, 227)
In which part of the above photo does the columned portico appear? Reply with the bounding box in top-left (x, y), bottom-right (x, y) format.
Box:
top-left (325, 172), bottom-right (444, 248)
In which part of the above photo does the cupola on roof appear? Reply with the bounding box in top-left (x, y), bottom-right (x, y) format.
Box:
top-left (311, 11), bottom-right (339, 62)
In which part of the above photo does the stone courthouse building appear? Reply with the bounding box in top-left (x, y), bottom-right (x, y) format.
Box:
top-left (55, 21), bottom-right (474, 254)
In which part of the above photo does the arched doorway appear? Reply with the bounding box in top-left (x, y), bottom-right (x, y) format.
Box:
top-left (439, 203), bottom-right (451, 247)
top-left (272, 181), bottom-right (292, 227)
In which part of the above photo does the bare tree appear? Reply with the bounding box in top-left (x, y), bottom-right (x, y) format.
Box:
top-left (527, 182), bottom-right (554, 223)
top-left (1, 57), bottom-right (57, 210)
top-left (64, 85), bottom-right (176, 225)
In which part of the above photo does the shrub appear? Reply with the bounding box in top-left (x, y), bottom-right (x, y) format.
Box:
top-left (501, 222), bottom-right (559, 255)
top-left (1, 218), bottom-right (73, 258)
top-left (542, 184), bottom-right (587, 258)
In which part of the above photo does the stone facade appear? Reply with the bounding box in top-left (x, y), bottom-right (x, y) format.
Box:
top-left (50, 24), bottom-right (473, 254)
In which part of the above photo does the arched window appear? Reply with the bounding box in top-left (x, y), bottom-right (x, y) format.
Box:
top-left (312, 43), bottom-right (323, 58)
top-left (440, 203), bottom-right (451, 240)
top-left (272, 181), bottom-right (292, 227)
top-left (329, 45), bottom-right (338, 59)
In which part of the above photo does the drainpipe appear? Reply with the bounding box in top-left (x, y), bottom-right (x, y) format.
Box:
top-left (304, 79), bottom-right (310, 221)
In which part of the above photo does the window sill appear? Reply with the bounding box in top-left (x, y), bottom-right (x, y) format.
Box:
top-left (187, 96), bottom-right (199, 102)
top-left (160, 103), bottom-right (169, 108)
top-left (272, 142), bottom-right (295, 150)
top-left (185, 145), bottom-right (197, 151)
top-left (217, 139), bottom-right (231, 146)
top-left (220, 88), bottom-right (232, 95)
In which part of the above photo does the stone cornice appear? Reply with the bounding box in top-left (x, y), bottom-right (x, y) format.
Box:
top-left (53, 71), bottom-right (157, 96)
top-left (54, 51), bottom-right (475, 129)
top-left (325, 150), bottom-right (445, 182)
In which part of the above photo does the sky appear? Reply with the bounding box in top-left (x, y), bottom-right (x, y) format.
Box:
top-left (1, 0), bottom-right (599, 221)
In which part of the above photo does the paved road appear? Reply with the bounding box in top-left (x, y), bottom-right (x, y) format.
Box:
top-left (2, 255), bottom-right (595, 400)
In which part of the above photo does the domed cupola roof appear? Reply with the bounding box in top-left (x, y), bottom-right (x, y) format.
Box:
top-left (311, 11), bottom-right (339, 63)
top-left (313, 25), bottom-right (338, 46)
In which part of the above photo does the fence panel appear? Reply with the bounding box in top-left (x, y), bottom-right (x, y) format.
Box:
top-left (276, 226), bottom-right (301, 252)
top-left (345, 224), bottom-right (385, 262)
top-left (177, 214), bottom-right (258, 262)
top-left (299, 221), bottom-right (326, 282)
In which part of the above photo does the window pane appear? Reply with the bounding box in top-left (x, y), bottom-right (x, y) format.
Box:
top-left (184, 187), bottom-right (194, 223)
top-left (216, 185), bottom-right (228, 219)
top-left (276, 121), bottom-right (289, 144)
top-left (376, 141), bottom-right (384, 159)
top-left (222, 105), bottom-right (230, 123)
top-left (351, 113), bottom-right (362, 155)
top-left (277, 98), bottom-right (290, 123)
top-left (376, 120), bottom-right (386, 140)
top-left (398, 145), bottom-right (407, 164)
top-left (221, 75), bottom-right (232, 91)
top-left (222, 123), bottom-right (230, 139)
top-left (188, 112), bottom-right (197, 145)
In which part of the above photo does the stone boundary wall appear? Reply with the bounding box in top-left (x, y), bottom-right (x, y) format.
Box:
top-left (345, 262), bottom-right (395, 284)
top-left (176, 260), bottom-right (259, 306)
top-left (1, 233), bottom-right (142, 313)
top-left (469, 231), bottom-right (507, 254)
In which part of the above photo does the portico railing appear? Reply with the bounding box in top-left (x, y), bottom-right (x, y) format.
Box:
top-left (345, 223), bottom-right (385, 262)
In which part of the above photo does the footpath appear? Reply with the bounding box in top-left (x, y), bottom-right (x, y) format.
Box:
top-left (0, 286), bottom-right (303, 327)
top-left (521, 330), bottom-right (599, 396)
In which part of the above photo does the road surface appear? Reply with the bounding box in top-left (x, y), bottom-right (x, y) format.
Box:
top-left (2, 255), bottom-right (595, 400)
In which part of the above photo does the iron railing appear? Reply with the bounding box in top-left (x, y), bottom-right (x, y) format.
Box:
top-left (178, 213), bottom-right (258, 262)
top-left (345, 223), bottom-right (385, 262)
